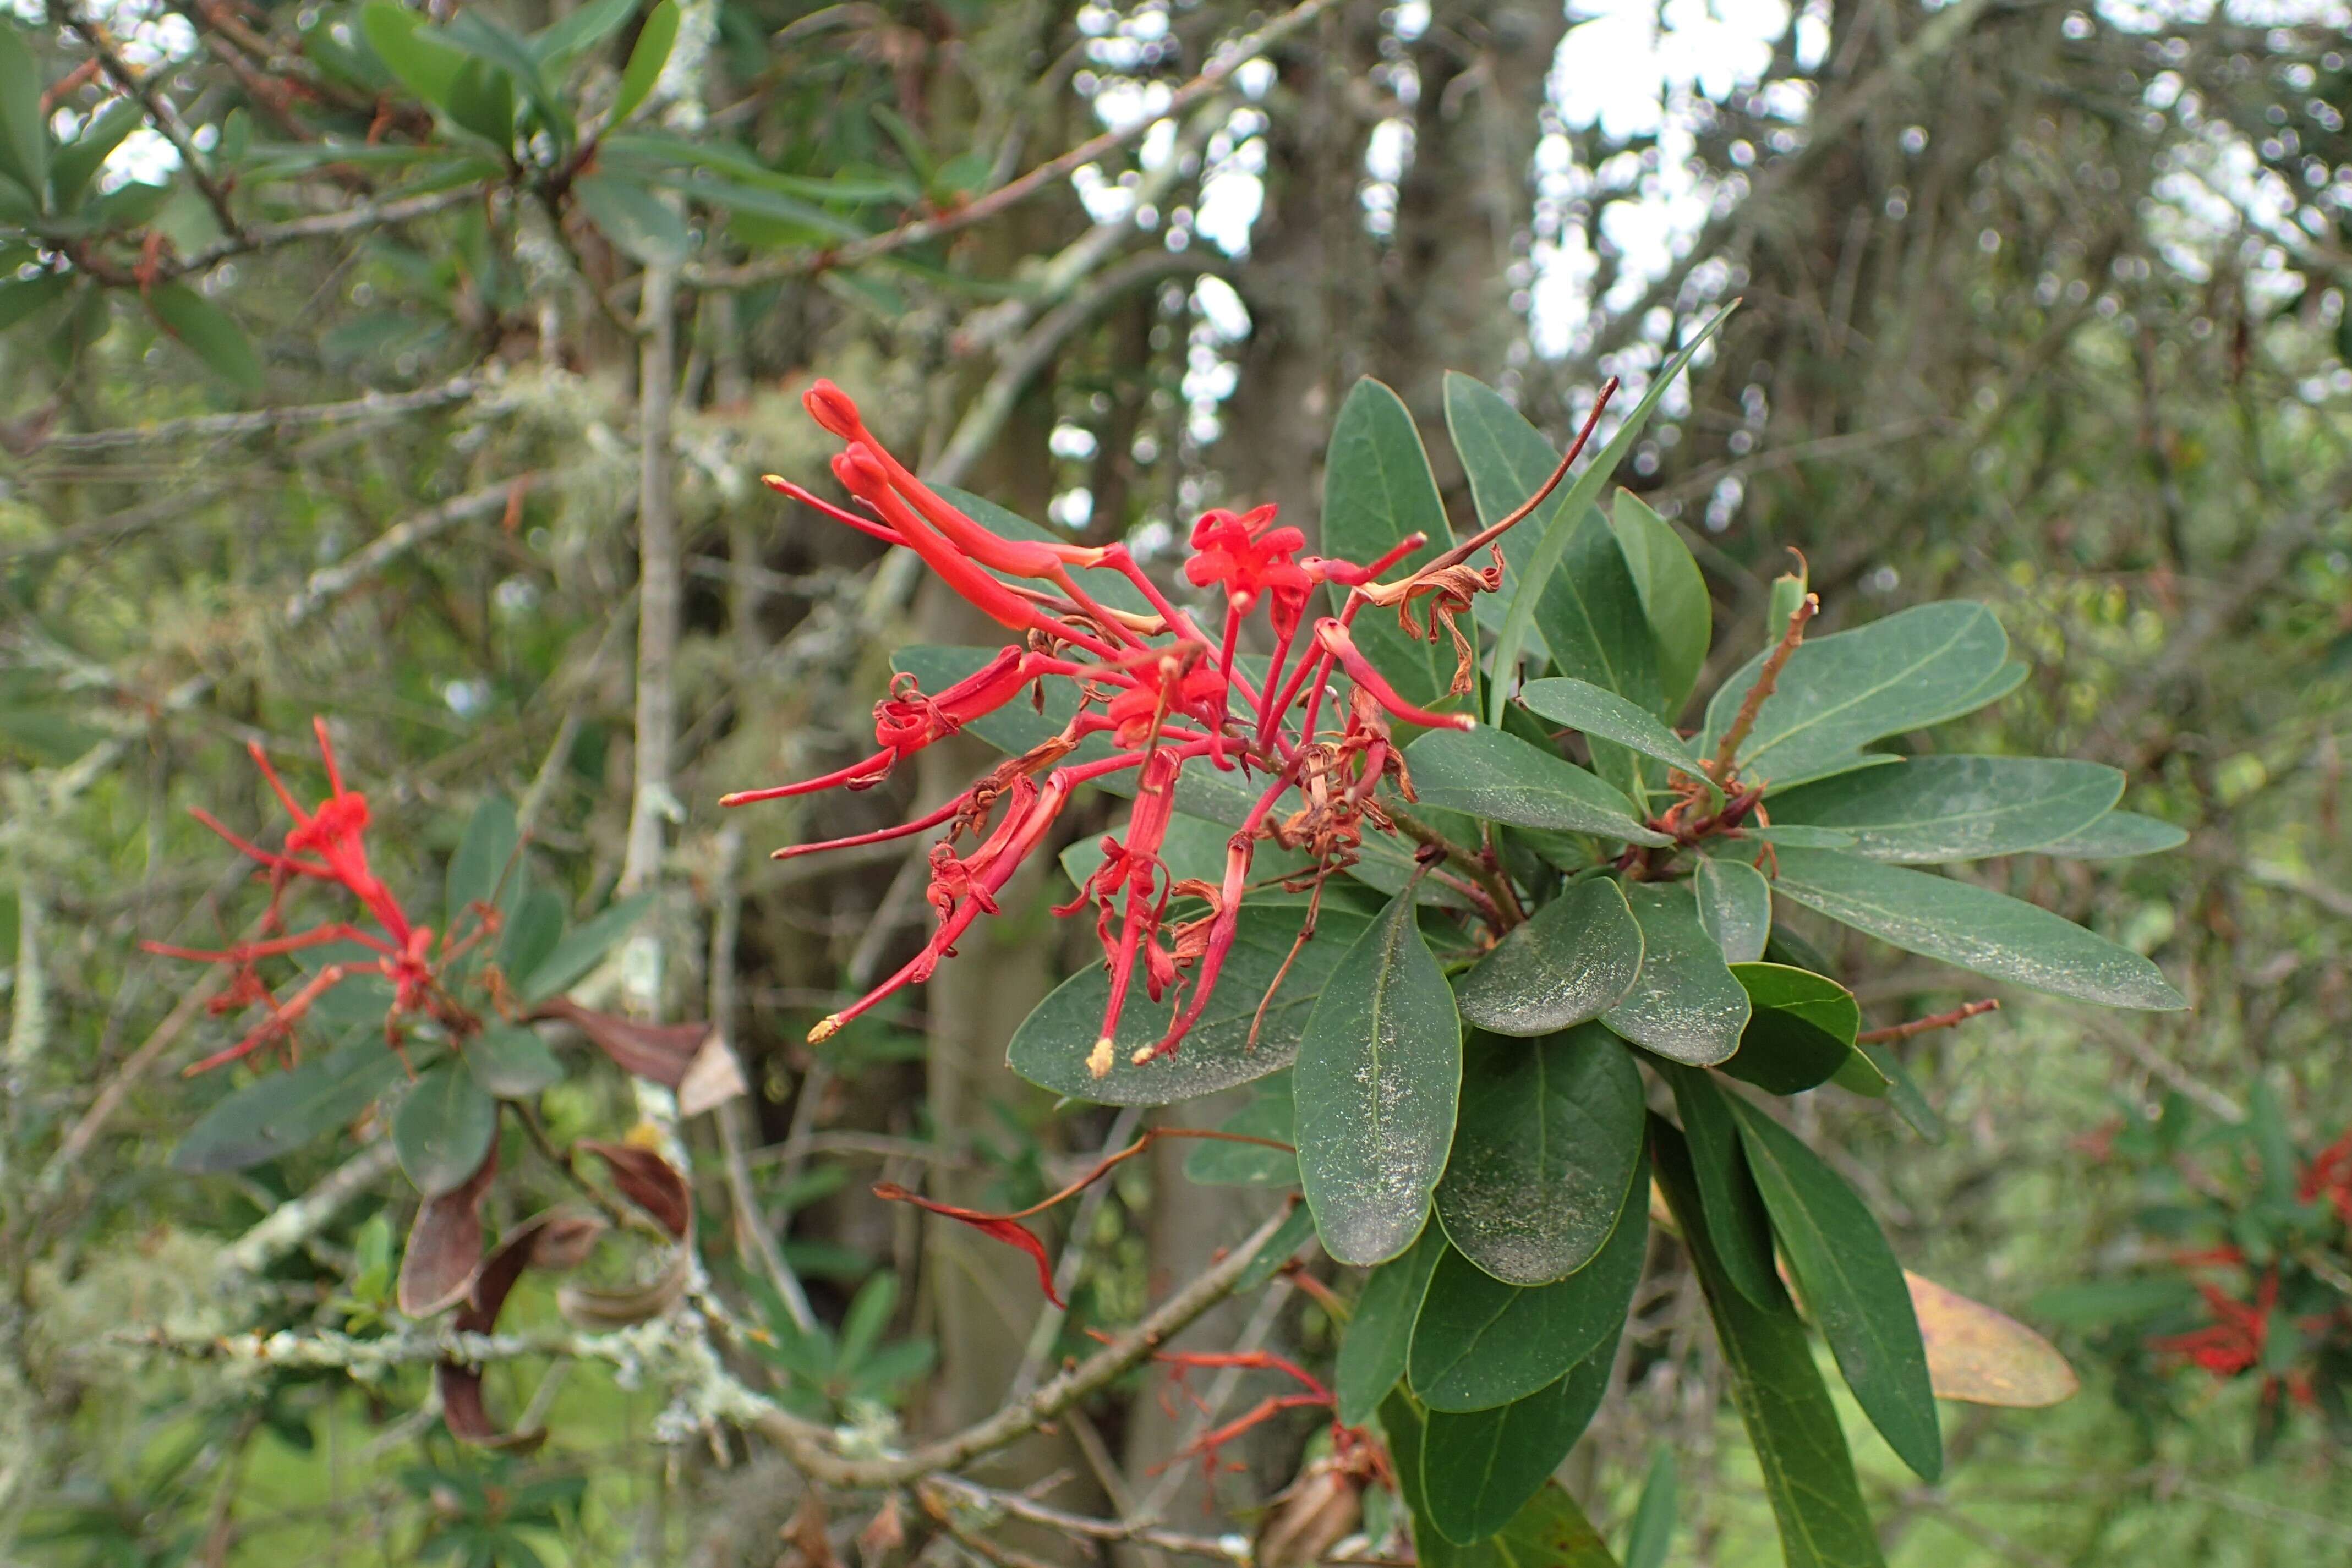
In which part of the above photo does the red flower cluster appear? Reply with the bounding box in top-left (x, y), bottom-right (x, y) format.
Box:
top-left (2152, 1271), bottom-right (2279, 1377)
top-left (2300, 1130), bottom-right (2352, 1227)
top-left (731, 379), bottom-right (1605, 1077)
top-left (147, 720), bottom-right (486, 1072)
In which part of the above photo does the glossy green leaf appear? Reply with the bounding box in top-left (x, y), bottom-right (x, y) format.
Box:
top-left (1009, 903), bottom-right (1372, 1105)
top-left (1409, 1151), bottom-right (1648, 1411)
top-left (392, 1062), bottom-right (500, 1196)
top-left (520, 892), bottom-right (655, 1002)
top-left (573, 172), bottom-right (687, 265)
top-left (1730, 1098), bottom-right (1943, 1481)
top-left (447, 795), bottom-right (519, 926)
top-left (1770, 756), bottom-right (2123, 862)
top-left (1438, 371), bottom-right (1563, 656)
top-left (1652, 1118), bottom-right (1886, 1568)
top-left (1182, 1072), bottom-right (1298, 1186)
top-left (1423, 1352), bottom-right (1612, 1544)
top-left (1297, 889), bottom-right (1462, 1265)
top-left (441, 9), bottom-right (570, 145)
top-left (51, 98), bottom-right (143, 213)
top-left (2039, 809), bottom-right (2187, 859)
top-left (1703, 602), bottom-right (2011, 790)
top-left (0, 273), bottom-right (70, 334)
top-left (1435, 1026), bottom-right (1645, 1285)
top-left (0, 23), bottom-right (49, 201)
top-left (1486, 306), bottom-right (1732, 723)
top-left (1336, 1222), bottom-right (1444, 1426)
top-left (1694, 857), bottom-right (1771, 963)
top-left (1854, 1041), bottom-right (1942, 1139)
top-left (1769, 847), bottom-right (2186, 1010)
top-left (1455, 879), bottom-right (1643, 1038)
top-left (445, 57), bottom-right (516, 148)
top-left (1385, 1391), bottom-right (1621, 1568)
top-left (1602, 883), bottom-right (1750, 1065)
top-left (1610, 491), bottom-right (1710, 716)
top-left (146, 283), bottom-right (262, 391)
top-left (1621, 1449), bottom-right (1678, 1568)
top-left (1323, 377), bottom-right (1456, 709)
top-left (1517, 677), bottom-right (1718, 801)
top-left (1721, 963), bottom-right (1861, 1095)
top-left (468, 1026), bottom-right (563, 1098)
top-left (497, 885), bottom-right (566, 983)
top-left (173, 1033), bottom-right (410, 1173)
top-left (1404, 729), bottom-right (1666, 844)
top-left (1662, 1066), bottom-right (1782, 1308)
top-left (532, 0), bottom-right (641, 66)
top-left (360, 2), bottom-right (467, 110)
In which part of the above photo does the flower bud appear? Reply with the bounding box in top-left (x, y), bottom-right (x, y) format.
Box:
top-left (802, 379), bottom-right (862, 439)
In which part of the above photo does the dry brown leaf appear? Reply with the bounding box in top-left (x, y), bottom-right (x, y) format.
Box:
top-left (677, 1031), bottom-right (748, 1117)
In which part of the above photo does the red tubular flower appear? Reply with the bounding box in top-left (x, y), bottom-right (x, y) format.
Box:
top-left (1080, 749), bottom-right (1183, 1079)
top-left (146, 720), bottom-right (440, 1071)
top-left (1312, 619), bottom-right (1476, 733)
top-left (1104, 655), bottom-right (1225, 749)
top-left (1186, 505), bottom-right (1310, 627)
top-left (2151, 1271), bottom-right (2278, 1377)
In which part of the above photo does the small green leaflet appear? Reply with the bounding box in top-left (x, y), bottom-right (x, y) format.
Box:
top-left (1769, 756), bottom-right (2123, 862)
top-left (1409, 1151), bottom-right (1648, 1412)
top-left (1323, 378), bottom-right (1457, 710)
top-left (1421, 1352), bottom-right (1612, 1544)
top-left (1652, 1117), bottom-right (1886, 1568)
top-left (1295, 889), bottom-right (1462, 1265)
top-left (1334, 1222), bottom-right (1444, 1426)
top-left (1609, 489), bottom-right (1712, 717)
top-left (1702, 602), bottom-right (2010, 789)
top-left (146, 283), bottom-right (263, 391)
top-left (1454, 878), bottom-right (1643, 1038)
top-left (1435, 1026), bottom-right (1646, 1286)
top-left (1694, 857), bottom-right (1771, 963)
top-left (1768, 847), bottom-right (2186, 1010)
top-left (1518, 677), bottom-right (1719, 801)
top-left (1721, 963), bottom-right (1862, 1095)
top-left (1602, 883), bottom-right (1750, 1065)
top-left (611, 0), bottom-right (680, 123)
top-left (1730, 1097), bottom-right (1943, 1482)
top-left (392, 1061), bottom-right (500, 1196)
top-left (1009, 903), bottom-right (1372, 1105)
top-left (1662, 1065), bottom-right (1783, 1309)
top-left (1404, 729), bottom-right (1667, 844)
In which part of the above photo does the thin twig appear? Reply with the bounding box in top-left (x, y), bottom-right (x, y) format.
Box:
top-left (1710, 588), bottom-right (1818, 777)
top-left (38, 375), bottom-right (485, 453)
top-left (1856, 999), bottom-right (1998, 1045)
top-left (58, 0), bottom-right (243, 239)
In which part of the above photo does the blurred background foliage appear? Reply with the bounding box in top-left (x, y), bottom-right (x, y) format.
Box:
top-left (2, 0), bottom-right (2350, 1561)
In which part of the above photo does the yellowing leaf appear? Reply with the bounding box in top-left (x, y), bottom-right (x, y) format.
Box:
top-left (1906, 1270), bottom-right (2078, 1407)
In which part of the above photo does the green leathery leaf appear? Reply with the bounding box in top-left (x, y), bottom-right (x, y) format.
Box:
top-left (1335, 1222), bottom-right (1444, 1426)
top-left (146, 283), bottom-right (263, 391)
top-left (1182, 1072), bottom-right (1298, 1187)
top-left (1662, 1066), bottom-right (1783, 1309)
top-left (1323, 377), bottom-right (1458, 710)
top-left (1409, 1148), bottom-right (1648, 1412)
top-left (392, 1062), bottom-right (500, 1196)
top-left (0, 273), bottom-right (71, 335)
top-left (610, 0), bottom-right (679, 123)
top-left (1621, 1449), bottom-right (1679, 1568)
top-left (1435, 1025), bottom-right (1645, 1285)
top-left (440, 9), bottom-right (571, 146)
top-left (573, 172), bottom-right (687, 265)
top-left (1768, 847), bottom-right (2186, 1010)
top-left (1602, 882), bottom-right (1750, 1066)
top-left (2038, 809), bottom-right (2188, 859)
top-left (1651, 1117), bottom-right (1886, 1568)
top-left (51, 98), bottom-right (142, 213)
top-left (497, 885), bottom-right (566, 983)
top-left (1437, 370), bottom-right (1563, 657)
top-left (447, 795), bottom-right (520, 927)
top-left (173, 1032), bottom-right (412, 1173)
top-left (1009, 903), bottom-right (1373, 1105)
top-left (1404, 729), bottom-right (1667, 845)
top-left (1454, 878), bottom-right (1643, 1038)
top-left (1609, 489), bottom-right (1711, 716)
top-left (1517, 677), bottom-right (1719, 801)
top-left (520, 893), bottom-right (655, 1002)
top-left (1769, 756), bottom-right (2123, 862)
top-left (1421, 1352), bottom-right (1613, 1544)
top-left (1295, 889), bottom-right (1462, 1265)
top-left (467, 1025), bottom-right (564, 1098)
top-left (1486, 305), bottom-right (1732, 724)
top-left (1720, 963), bottom-right (1862, 1095)
top-left (0, 23), bottom-right (48, 202)
top-left (360, 2), bottom-right (467, 110)
top-left (1729, 1097), bottom-right (1943, 1482)
top-left (1702, 602), bottom-right (2011, 788)
top-left (1385, 1391), bottom-right (1621, 1568)
top-left (1694, 857), bottom-right (1771, 963)
top-left (444, 57), bottom-right (516, 149)
top-left (532, 0), bottom-right (641, 66)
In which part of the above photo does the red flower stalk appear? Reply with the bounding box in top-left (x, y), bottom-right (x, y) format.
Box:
top-left (737, 371), bottom-right (1617, 1072)
top-left (146, 720), bottom-right (456, 1071)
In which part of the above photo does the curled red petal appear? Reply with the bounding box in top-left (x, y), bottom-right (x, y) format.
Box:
top-left (873, 1182), bottom-right (1063, 1306)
